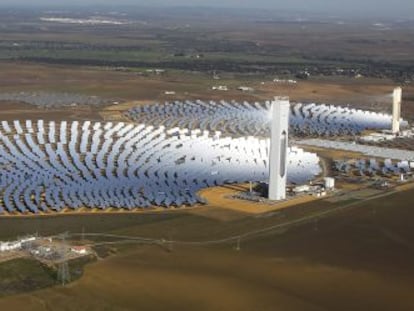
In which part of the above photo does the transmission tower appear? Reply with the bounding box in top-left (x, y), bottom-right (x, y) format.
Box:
top-left (56, 232), bottom-right (71, 286)
top-left (235, 236), bottom-right (241, 251)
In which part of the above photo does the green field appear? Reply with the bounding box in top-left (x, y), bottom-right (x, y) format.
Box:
top-left (0, 259), bottom-right (55, 296)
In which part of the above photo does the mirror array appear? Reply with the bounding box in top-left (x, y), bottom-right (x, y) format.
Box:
top-left (126, 100), bottom-right (407, 137)
top-left (334, 159), bottom-right (413, 176)
top-left (0, 120), bottom-right (321, 213)
top-left (0, 92), bottom-right (110, 108)
top-left (301, 139), bottom-right (414, 161)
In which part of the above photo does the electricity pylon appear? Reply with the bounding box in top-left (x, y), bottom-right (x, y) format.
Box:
top-left (56, 232), bottom-right (71, 286)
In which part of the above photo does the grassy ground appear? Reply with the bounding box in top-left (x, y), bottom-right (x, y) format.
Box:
top-left (0, 256), bottom-right (95, 298)
top-left (0, 259), bottom-right (55, 297)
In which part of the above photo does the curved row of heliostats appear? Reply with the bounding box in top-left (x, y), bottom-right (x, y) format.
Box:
top-left (334, 158), bottom-right (412, 176)
top-left (0, 120), bottom-right (321, 213)
top-left (125, 100), bottom-right (407, 137)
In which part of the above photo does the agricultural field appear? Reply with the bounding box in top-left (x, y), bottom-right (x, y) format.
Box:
top-left (0, 7), bottom-right (414, 81)
top-left (1, 61), bottom-right (413, 123)
top-left (1, 7), bottom-right (414, 122)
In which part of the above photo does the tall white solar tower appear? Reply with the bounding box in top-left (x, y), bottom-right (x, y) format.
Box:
top-left (392, 87), bottom-right (402, 134)
top-left (268, 97), bottom-right (290, 201)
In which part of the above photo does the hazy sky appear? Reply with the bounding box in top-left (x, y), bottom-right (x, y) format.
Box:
top-left (2, 0), bottom-right (414, 17)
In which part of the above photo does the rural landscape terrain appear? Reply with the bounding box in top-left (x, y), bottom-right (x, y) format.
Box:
top-left (0, 4), bottom-right (414, 311)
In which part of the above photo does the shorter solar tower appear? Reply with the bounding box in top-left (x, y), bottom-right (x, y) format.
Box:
top-left (392, 87), bottom-right (402, 134)
top-left (268, 97), bottom-right (290, 201)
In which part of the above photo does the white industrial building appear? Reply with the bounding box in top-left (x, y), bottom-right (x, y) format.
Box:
top-left (0, 236), bottom-right (36, 252)
top-left (71, 246), bottom-right (88, 255)
top-left (324, 177), bottom-right (335, 190)
top-left (212, 85), bottom-right (228, 91)
top-left (292, 185), bottom-right (311, 194)
top-left (238, 86), bottom-right (254, 92)
top-left (0, 241), bottom-right (21, 252)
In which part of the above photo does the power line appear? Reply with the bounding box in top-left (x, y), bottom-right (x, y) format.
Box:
top-left (59, 188), bottom-right (398, 250)
top-left (56, 232), bottom-right (71, 286)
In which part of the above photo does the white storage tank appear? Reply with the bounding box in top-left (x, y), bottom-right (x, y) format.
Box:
top-left (324, 177), bottom-right (335, 190)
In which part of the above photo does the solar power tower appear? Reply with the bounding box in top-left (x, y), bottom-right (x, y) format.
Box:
top-left (268, 97), bottom-right (290, 201)
top-left (392, 87), bottom-right (402, 134)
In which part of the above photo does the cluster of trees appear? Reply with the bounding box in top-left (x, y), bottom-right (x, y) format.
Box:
top-left (17, 55), bottom-right (413, 82)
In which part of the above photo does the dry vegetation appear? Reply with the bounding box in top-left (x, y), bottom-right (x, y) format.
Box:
top-left (0, 187), bottom-right (414, 310)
